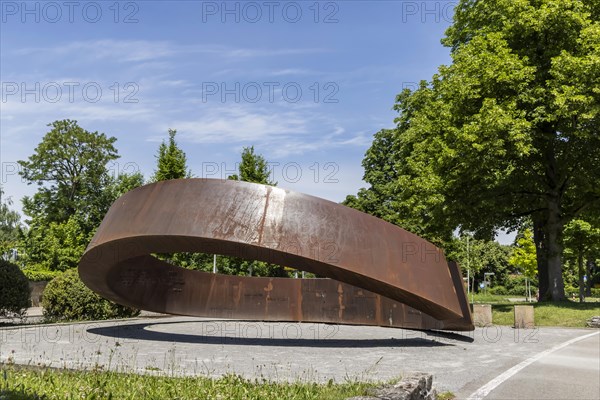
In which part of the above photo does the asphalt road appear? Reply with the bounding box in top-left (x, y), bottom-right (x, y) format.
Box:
top-left (476, 332), bottom-right (599, 400)
top-left (1, 316), bottom-right (598, 399)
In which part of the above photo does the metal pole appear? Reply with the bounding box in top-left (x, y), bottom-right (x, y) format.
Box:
top-left (467, 235), bottom-right (473, 304)
top-left (467, 268), bottom-right (470, 303)
top-left (213, 254), bottom-right (217, 273)
top-left (484, 275), bottom-right (487, 295)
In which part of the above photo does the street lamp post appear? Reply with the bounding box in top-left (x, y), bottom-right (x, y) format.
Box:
top-left (484, 272), bottom-right (495, 295)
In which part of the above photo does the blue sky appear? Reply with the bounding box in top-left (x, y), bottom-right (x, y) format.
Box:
top-left (2, 1), bottom-right (516, 242)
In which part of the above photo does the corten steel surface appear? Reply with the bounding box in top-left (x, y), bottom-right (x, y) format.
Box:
top-left (79, 179), bottom-right (473, 331)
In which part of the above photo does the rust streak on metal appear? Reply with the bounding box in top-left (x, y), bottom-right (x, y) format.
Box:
top-left (257, 185), bottom-right (271, 245)
top-left (78, 179), bottom-right (473, 331)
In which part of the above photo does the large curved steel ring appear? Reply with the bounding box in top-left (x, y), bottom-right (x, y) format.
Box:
top-left (78, 179), bottom-right (473, 331)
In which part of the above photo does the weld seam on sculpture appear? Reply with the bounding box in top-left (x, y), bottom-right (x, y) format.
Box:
top-left (78, 179), bottom-right (474, 331)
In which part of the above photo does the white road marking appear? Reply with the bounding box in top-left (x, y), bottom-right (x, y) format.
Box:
top-left (467, 330), bottom-right (600, 400)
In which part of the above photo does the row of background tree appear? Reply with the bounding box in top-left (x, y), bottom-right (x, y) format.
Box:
top-left (0, 118), bottom-right (597, 302)
top-left (1, 0), bottom-right (600, 302)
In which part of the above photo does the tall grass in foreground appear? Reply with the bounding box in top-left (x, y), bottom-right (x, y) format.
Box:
top-left (0, 365), bottom-right (372, 400)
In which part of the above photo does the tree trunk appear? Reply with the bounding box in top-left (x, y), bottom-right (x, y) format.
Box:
top-left (545, 198), bottom-right (566, 301)
top-left (585, 258), bottom-right (593, 297)
top-left (578, 252), bottom-right (585, 303)
top-left (533, 216), bottom-right (549, 300)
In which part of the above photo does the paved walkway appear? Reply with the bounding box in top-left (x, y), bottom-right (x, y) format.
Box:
top-left (0, 316), bottom-right (598, 399)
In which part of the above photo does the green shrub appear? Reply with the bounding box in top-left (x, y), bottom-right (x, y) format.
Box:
top-left (561, 283), bottom-right (600, 298)
top-left (505, 275), bottom-right (536, 296)
top-left (488, 285), bottom-right (508, 295)
top-left (564, 285), bottom-right (578, 296)
top-left (507, 285), bottom-right (528, 296)
top-left (590, 272), bottom-right (600, 287)
top-left (42, 268), bottom-right (139, 321)
top-left (0, 259), bottom-right (31, 317)
top-left (22, 268), bottom-right (61, 282)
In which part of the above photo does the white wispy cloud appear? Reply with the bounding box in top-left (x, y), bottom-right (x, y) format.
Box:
top-left (149, 104), bottom-right (369, 157)
top-left (15, 40), bottom-right (178, 62)
top-left (15, 39), bottom-right (328, 63)
top-left (270, 68), bottom-right (316, 76)
top-left (152, 106), bottom-right (308, 144)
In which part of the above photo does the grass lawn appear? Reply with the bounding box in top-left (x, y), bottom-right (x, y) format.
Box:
top-left (0, 365), bottom-right (374, 400)
top-left (470, 293), bottom-right (521, 303)
top-left (470, 294), bottom-right (600, 327)
top-left (491, 301), bottom-right (600, 327)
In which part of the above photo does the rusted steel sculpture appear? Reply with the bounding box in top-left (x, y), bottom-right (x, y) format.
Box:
top-left (79, 179), bottom-right (473, 331)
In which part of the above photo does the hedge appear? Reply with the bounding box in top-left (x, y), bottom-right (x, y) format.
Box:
top-left (42, 268), bottom-right (139, 321)
top-left (22, 269), bottom-right (62, 282)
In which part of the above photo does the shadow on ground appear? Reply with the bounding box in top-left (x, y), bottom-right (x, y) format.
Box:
top-left (87, 320), bottom-right (473, 348)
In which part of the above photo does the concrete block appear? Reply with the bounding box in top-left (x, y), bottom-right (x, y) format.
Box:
top-left (514, 305), bottom-right (535, 329)
top-left (473, 304), bottom-right (493, 327)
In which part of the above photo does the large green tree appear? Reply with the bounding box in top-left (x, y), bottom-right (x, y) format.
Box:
top-left (151, 129), bottom-right (191, 182)
top-left (348, 0), bottom-right (600, 301)
top-left (17, 120), bottom-right (143, 271)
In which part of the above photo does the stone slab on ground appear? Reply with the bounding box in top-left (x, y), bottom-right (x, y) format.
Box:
top-left (351, 372), bottom-right (436, 400)
top-left (1, 316), bottom-right (598, 399)
top-left (586, 316), bottom-right (600, 328)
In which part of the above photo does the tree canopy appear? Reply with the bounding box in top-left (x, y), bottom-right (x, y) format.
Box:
top-left (510, 229), bottom-right (538, 280)
top-left (18, 120), bottom-right (119, 227)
